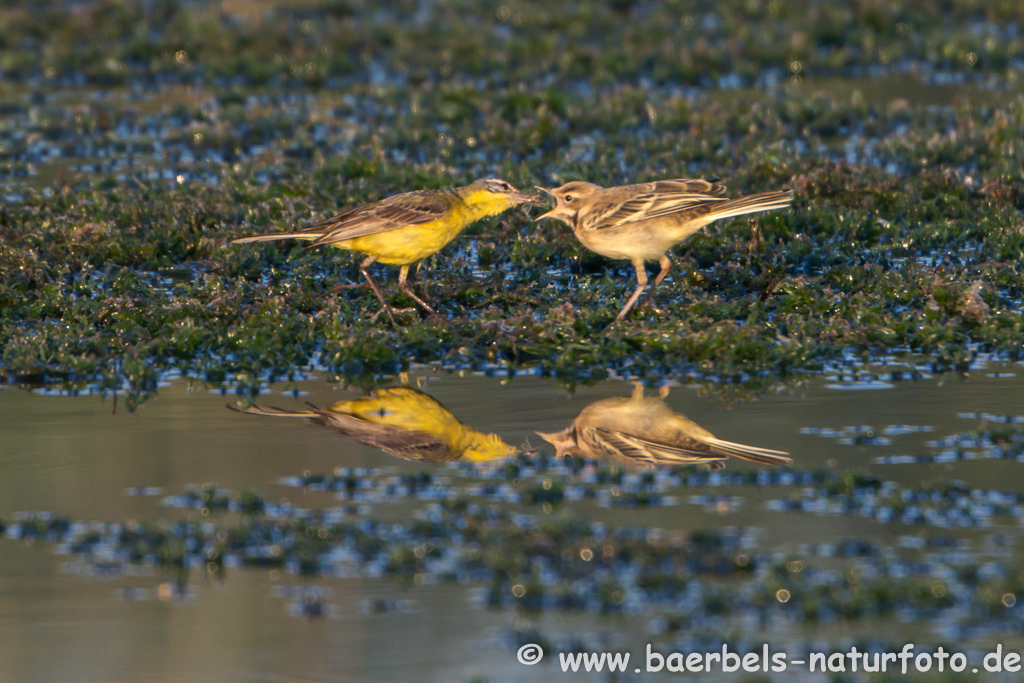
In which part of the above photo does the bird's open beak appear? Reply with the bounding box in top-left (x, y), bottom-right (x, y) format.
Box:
top-left (535, 429), bottom-right (573, 458)
top-left (533, 187), bottom-right (557, 221)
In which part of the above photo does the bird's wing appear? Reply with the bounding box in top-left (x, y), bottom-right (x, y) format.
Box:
top-left (580, 179), bottom-right (729, 231)
top-left (587, 427), bottom-right (727, 467)
top-left (307, 189), bottom-right (457, 246)
top-left (312, 411), bottom-right (454, 462)
top-left (227, 402), bottom-right (452, 461)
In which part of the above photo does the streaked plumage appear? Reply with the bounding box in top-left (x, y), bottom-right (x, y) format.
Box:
top-left (536, 383), bottom-right (791, 470)
top-left (230, 385), bottom-right (515, 464)
top-left (536, 179), bottom-right (794, 321)
top-left (231, 178), bottom-right (537, 321)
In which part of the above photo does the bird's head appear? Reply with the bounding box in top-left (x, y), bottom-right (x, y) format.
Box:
top-left (462, 432), bottom-right (519, 463)
top-left (464, 178), bottom-right (539, 213)
top-left (533, 181), bottom-right (602, 226)
top-left (535, 426), bottom-right (580, 458)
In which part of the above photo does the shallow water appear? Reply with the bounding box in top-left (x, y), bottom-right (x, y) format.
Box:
top-left (6, 3), bottom-right (1024, 681)
top-left (4, 366), bottom-right (1024, 681)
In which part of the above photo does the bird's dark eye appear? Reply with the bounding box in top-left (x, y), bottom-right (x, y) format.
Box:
top-left (564, 195), bottom-right (574, 202)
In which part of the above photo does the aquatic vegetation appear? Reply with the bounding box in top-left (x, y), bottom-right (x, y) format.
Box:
top-left (1, 1), bottom-right (1024, 408)
top-left (6, 457), bottom-right (1024, 645)
top-left (6, 3), bottom-right (1024, 680)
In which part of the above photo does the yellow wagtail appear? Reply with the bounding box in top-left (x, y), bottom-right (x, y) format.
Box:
top-left (231, 385), bottom-right (515, 463)
top-left (536, 383), bottom-right (791, 470)
top-left (232, 178), bottom-right (537, 321)
top-left (535, 179), bottom-right (794, 321)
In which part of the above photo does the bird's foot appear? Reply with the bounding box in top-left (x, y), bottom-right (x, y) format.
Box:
top-left (369, 305), bottom-right (416, 323)
top-left (397, 285), bottom-right (435, 315)
top-left (329, 283), bottom-right (367, 294)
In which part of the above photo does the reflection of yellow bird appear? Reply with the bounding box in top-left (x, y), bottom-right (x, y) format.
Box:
top-left (230, 385), bottom-right (515, 463)
top-left (535, 179), bottom-right (793, 321)
top-left (536, 383), bottom-right (791, 469)
top-left (231, 178), bottom-right (537, 321)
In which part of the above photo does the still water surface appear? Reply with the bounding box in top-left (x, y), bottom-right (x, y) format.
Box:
top-left (3, 365), bottom-right (1024, 681)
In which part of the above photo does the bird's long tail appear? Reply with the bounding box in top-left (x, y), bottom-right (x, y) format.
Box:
top-left (230, 233), bottom-right (318, 245)
top-left (704, 437), bottom-right (792, 466)
top-left (704, 189), bottom-right (794, 222)
top-left (226, 403), bottom-right (317, 417)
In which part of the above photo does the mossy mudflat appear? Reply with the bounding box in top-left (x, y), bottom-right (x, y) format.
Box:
top-left (2, 0), bottom-right (1023, 409)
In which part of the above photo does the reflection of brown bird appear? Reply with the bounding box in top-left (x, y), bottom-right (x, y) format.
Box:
top-left (536, 179), bottom-right (794, 321)
top-left (230, 384), bottom-right (515, 464)
top-left (231, 179), bottom-right (537, 322)
top-left (536, 383), bottom-right (791, 470)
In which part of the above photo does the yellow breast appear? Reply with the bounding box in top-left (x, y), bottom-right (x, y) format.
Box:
top-left (337, 214), bottom-right (468, 265)
top-left (331, 190), bottom-right (512, 266)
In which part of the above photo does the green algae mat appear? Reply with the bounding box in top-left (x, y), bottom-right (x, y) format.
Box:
top-left (2, 0), bottom-right (1024, 410)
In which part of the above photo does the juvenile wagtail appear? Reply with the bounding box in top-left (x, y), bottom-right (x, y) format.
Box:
top-left (537, 383), bottom-right (791, 469)
top-left (536, 178), bottom-right (793, 322)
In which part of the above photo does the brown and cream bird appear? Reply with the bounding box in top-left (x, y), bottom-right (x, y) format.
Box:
top-left (536, 383), bottom-right (791, 470)
top-left (231, 178), bottom-right (537, 322)
top-left (535, 178), bottom-right (794, 322)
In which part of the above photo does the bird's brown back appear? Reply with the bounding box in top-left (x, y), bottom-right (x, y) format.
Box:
top-left (302, 188), bottom-right (462, 246)
top-left (573, 395), bottom-right (718, 460)
top-left (575, 178), bottom-right (728, 233)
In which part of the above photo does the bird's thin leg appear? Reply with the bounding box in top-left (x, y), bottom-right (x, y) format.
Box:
top-left (411, 261), bottom-right (432, 301)
top-left (361, 257), bottom-right (394, 324)
top-left (614, 260), bottom-right (649, 322)
top-left (639, 255), bottom-right (672, 309)
top-left (361, 257), bottom-right (412, 324)
top-left (398, 264), bottom-right (436, 315)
